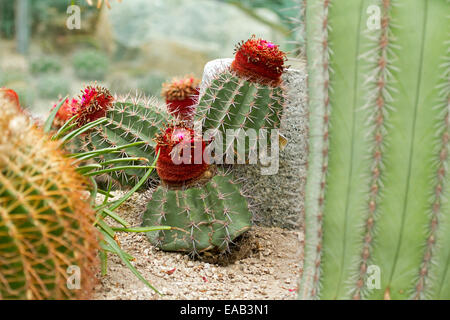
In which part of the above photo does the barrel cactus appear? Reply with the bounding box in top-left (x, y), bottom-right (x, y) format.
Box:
top-left (0, 90), bottom-right (100, 300)
top-left (142, 122), bottom-right (251, 253)
top-left (71, 86), bottom-right (170, 188)
top-left (195, 36), bottom-right (288, 159)
top-left (300, 0), bottom-right (450, 300)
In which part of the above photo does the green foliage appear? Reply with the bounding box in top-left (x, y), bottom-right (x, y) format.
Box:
top-left (31, 56), bottom-right (62, 74)
top-left (0, 0), bottom-right (15, 38)
top-left (37, 75), bottom-right (70, 99)
top-left (225, 0), bottom-right (299, 26)
top-left (300, 0), bottom-right (450, 300)
top-left (73, 50), bottom-right (109, 81)
top-left (10, 83), bottom-right (36, 109)
top-left (142, 170), bottom-right (251, 254)
top-left (0, 69), bottom-right (28, 85)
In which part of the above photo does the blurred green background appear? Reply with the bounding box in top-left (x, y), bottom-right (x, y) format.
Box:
top-left (0, 0), bottom-right (302, 118)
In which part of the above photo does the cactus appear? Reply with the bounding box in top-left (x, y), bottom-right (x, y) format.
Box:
top-left (142, 169), bottom-right (251, 254)
top-left (162, 75), bottom-right (200, 122)
top-left (154, 123), bottom-right (209, 187)
top-left (195, 36), bottom-right (287, 158)
top-left (69, 87), bottom-right (170, 188)
top-left (300, 0), bottom-right (450, 300)
top-left (0, 90), bottom-right (100, 300)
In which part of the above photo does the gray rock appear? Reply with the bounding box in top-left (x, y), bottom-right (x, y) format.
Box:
top-left (199, 59), bottom-right (308, 230)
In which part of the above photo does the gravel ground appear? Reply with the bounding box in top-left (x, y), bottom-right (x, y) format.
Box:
top-left (94, 192), bottom-right (304, 300)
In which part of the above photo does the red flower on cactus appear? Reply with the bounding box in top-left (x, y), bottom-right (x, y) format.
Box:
top-left (231, 35), bottom-right (286, 85)
top-left (75, 85), bottom-right (114, 127)
top-left (161, 76), bottom-right (200, 121)
top-left (1, 88), bottom-right (21, 111)
top-left (154, 124), bottom-right (209, 185)
top-left (52, 98), bottom-right (80, 128)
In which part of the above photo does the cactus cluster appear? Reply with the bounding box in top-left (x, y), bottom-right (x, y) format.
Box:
top-left (0, 90), bottom-right (100, 300)
top-left (56, 36), bottom-right (288, 255)
top-left (195, 36), bottom-right (288, 159)
top-left (300, 0), bottom-right (450, 300)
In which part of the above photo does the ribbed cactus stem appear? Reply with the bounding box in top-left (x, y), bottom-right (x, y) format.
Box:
top-left (195, 37), bottom-right (287, 159)
top-left (76, 94), bottom-right (169, 187)
top-left (300, 0), bottom-right (450, 300)
top-left (142, 170), bottom-right (251, 254)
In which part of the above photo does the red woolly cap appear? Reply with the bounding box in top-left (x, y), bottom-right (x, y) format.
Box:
top-left (162, 76), bottom-right (200, 121)
top-left (155, 125), bottom-right (209, 185)
top-left (75, 85), bottom-right (114, 127)
top-left (231, 35), bottom-right (286, 85)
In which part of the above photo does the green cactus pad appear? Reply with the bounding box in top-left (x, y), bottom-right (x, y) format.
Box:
top-left (300, 0), bottom-right (450, 300)
top-left (77, 96), bottom-right (169, 187)
top-left (142, 170), bottom-right (251, 253)
top-left (195, 69), bottom-right (286, 158)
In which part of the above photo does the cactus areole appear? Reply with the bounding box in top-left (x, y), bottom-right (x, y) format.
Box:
top-left (154, 124), bottom-right (209, 186)
top-left (162, 76), bottom-right (200, 120)
top-left (231, 35), bottom-right (286, 85)
top-left (75, 85), bottom-right (114, 127)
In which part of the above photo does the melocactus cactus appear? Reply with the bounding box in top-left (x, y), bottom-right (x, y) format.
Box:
top-left (195, 36), bottom-right (287, 158)
top-left (154, 124), bottom-right (209, 187)
top-left (0, 90), bottom-right (100, 300)
top-left (162, 76), bottom-right (200, 121)
top-left (75, 85), bottom-right (114, 127)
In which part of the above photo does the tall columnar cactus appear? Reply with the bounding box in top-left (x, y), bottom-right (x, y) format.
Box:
top-left (195, 36), bottom-right (287, 158)
top-left (0, 91), bottom-right (100, 300)
top-left (142, 170), bottom-right (251, 253)
top-left (73, 87), bottom-right (170, 187)
top-left (300, 0), bottom-right (450, 300)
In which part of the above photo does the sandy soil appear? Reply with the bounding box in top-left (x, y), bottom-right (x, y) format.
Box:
top-left (94, 192), bottom-right (304, 300)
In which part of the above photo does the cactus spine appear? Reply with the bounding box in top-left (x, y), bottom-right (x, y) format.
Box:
top-left (142, 170), bottom-right (251, 254)
top-left (195, 36), bottom-right (287, 157)
top-left (0, 92), bottom-right (99, 300)
top-left (300, 0), bottom-right (450, 300)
